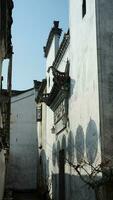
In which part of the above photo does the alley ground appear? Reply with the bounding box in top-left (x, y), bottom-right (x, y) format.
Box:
top-left (4, 190), bottom-right (43, 200)
top-left (13, 191), bottom-right (40, 200)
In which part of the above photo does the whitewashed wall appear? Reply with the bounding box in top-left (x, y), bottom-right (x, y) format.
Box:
top-left (65, 0), bottom-right (100, 199)
top-left (43, 28), bottom-right (70, 199)
top-left (45, 35), bottom-right (59, 186)
top-left (8, 89), bottom-right (38, 190)
top-left (39, 0), bottom-right (103, 198)
top-left (47, 0), bottom-right (101, 199)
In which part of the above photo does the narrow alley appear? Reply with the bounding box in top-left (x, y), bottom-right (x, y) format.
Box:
top-left (2, 0), bottom-right (113, 200)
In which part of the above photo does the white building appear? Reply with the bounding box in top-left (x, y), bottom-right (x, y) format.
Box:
top-left (7, 88), bottom-right (38, 190)
top-left (36, 18), bottom-right (99, 199)
top-left (36, 0), bottom-right (113, 199)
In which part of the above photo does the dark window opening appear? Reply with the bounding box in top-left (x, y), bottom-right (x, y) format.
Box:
top-left (82, 0), bottom-right (86, 18)
top-left (59, 150), bottom-right (65, 200)
top-left (36, 105), bottom-right (42, 121)
top-left (48, 76), bottom-right (50, 87)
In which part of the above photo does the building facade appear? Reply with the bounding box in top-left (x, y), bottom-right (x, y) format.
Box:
top-left (0, 0), bottom-right (13, 199)
top-left (35, 1), bottom-right (113, 200)
top-left (36, 20), bottom-right (100, 200)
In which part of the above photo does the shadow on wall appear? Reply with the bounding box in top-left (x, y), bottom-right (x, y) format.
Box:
top-left (56, 140), bottom-right (60, 167)
top-left (52, 143), bottom-right (56, 167)
top-left (52, 119), bottom-right (98, 168)
top-left (67, 131), bottom-right (74, 163)
top-left (69, 78), bottom-right (76, 98)
top-left (51, 119), bottom-right (99, 200)
top-left (75, 125), bottom-right (84, 164)
top-left (86, 119), bottom-right (98, 164)
top-left (39, 149), bottom-right (49, 186)
top-left (52, 173), bottom-right (96, 200)
top-left (38, 149), bottom-right (50, 200)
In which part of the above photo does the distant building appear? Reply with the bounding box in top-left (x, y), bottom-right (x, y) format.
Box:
top-left (7, 88), bottom-right (39, 190)
top-left (35, 0), bottom-right (113, 199)
top-left (0, 0), bottom-right (13, 199)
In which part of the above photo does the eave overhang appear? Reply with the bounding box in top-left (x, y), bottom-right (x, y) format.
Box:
top-left (41, 61), bottom-right (70, 110)
top-left (35, 79), bottom-right (47, 103)
top-left (52, 29), bottom-right (70, 69)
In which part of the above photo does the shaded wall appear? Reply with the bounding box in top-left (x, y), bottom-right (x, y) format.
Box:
top-left (0, 150), bottom-right (5, 200)
top-left (96, 0), bottom-right (113, 199)
top-left (7, 89), bottom-right (38, 190)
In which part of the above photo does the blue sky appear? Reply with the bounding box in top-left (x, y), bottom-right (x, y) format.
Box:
top-left (3, 0), bottom-right (68, 90)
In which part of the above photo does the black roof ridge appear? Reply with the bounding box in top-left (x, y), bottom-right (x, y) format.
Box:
top-left (43, 21), bottom-right (62, 58)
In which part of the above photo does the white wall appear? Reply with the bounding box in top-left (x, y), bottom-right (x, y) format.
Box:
top-left (47, 0), bottom-right (101, 199)
top-left (69, 0), bottom-right (100, 156)
top-left (38, 1), bottom-right (102, 199)
top-left (46, 43), bottom-right (55, 186)
top-left (66, 0), bottom-right (100, 199)
top-left (8, 89), bottom-right (38, 190)
top-left (45, 36), bottom-right (70, 199)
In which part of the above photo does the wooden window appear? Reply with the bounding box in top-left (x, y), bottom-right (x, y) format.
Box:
top-left (82, 0), bottom-right (86, 18)
top-left (48, 76), bottom-right (50, 87)
top-left (36, 105), bottom-right (42, 121)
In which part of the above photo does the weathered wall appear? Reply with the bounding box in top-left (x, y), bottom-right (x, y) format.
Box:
top-left (37, 101), bottom-right (47, 186)
top-left (69, 1), bottom-right (100, 148)
top-left (96, 0), bottom-right (113, 199)
top-left (51, 0), bottom-right (101, 199)
top-left (37, 0), bottom-right (111, 199)
top-left (96, 0), bottom-right (113, 164)
top-left (45, 35), bottom-right (58, 187)
top-left (7, 89), bottom-right (38, 190)
top-left (67, 0), bottom-right (100, 199)
top-left (46, 37), bottom-right (70, 199)
top-left (0, 150), bottom-right (5, 200)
